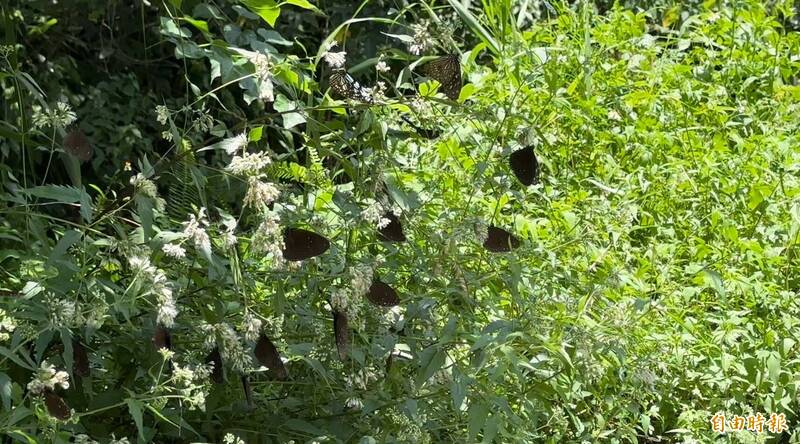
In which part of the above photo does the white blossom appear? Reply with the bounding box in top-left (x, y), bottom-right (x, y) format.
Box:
top-left (243, 177), bottom-right (281, 209)
top-left (323, 51), bottom-right (347, 69)
top-left (223, 433), bottom-right (246, 444)
top-left (375, 60), bottom-right (390, 73)
top-left (162, 243), bottom-right (186, 258)
top-left (222, 132), bottom-right (249, 155)
top-left (226, 151), bottom-right (272, 176)
top-left (181, 208), bottom-right (211, 253)
top-left (242, 312), bottom-right (263, 342)
top-left (408, 22), bottom-right (433, 55)
top-left (250, 214), bottom-right (284, 263)
top-left (32, 101), bottom-right (76, 129)
top-left (155, 105), bottom-right (170, 125)
top-left (27, 361), bottom-right (69, 394)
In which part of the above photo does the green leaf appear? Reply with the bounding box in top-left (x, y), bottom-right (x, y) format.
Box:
top-left (417, 346), bottom-right (446, 387)
top-left (240, 0), bottom-right (281, 27)
top-left (25, 185), bottom-right (82, 203)
top-left (467, 401), bottom-right (490, 442)
top-left (446, 0), bottom-right (500, 55)
top-left (284, 0), bottom-right (317, 10)
top-left (249, 126), bottom-right (264, 142)
top-left (127, 398), bottom-right (145, 441)
top-left (273, 94), bottom-right (306, 129)
top-left (182, 17), bottom-right (208, 33)
top-left (0, 372), bottom-right (12, 410)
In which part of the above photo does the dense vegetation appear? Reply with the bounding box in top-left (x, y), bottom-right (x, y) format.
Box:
top-left (2, 0), bottom-right (800, 442)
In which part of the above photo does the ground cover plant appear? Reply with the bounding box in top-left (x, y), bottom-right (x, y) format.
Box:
top-left (1, 0), bottom-right (800, 442)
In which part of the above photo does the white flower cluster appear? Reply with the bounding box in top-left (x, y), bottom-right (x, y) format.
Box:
top-left (194, 112), bottom-right (214, 133)
top-left (222, 219), bottom-right (238, 249)
top-left (32, 101), bottom-right (77, 129)
top-left (361, 199), bottom-right (390, 229)
top-left (242, 312), bottom-right (263, 342)
top-left (181, 208), bottom-right (211, 253)
top-left (199, 322), bottom-right (253, 373)
top-left (226, 151), bottom-right (272, 176)
top-left (223, 433), bottom-right (246, 444)
top-left (343, 366), bottom-right (377, 391)
top-left (155, 105), bottom-right (170, 125)
top-left (408, 22), bottom-right (433, 55)
top-left (243, 177), bottom-right (281, 210)
top-left (128, 254), bottom-right (178, 328)
top-left (109, 436), bottom-right (130, 444)
top-left (250, 214), bottom-right (285, 263)
top-left (222, 132), bottom-right (249, 156)
top-left (48, 297), bottom-right (79, 327)
top-left (27, 361), bottom-right (69, 394)
top-left (247, 51), bottom-right (274, 102)
top-left (170, 361), bottom-right (212, 411)
top-left (0, 309), bottom-right (16, 342)
top-left (375, 57), bottom-right (390, 73)
top-left (73, 434), bottom-right (98, 444)
top-left (130, 173), bottom-right (166, 211)
top-left (162, 243), bottom-right (186, 258)
top-left (322, 42), bottom-right (347, 69)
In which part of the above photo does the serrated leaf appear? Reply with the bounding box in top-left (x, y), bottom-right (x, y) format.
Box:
top-left (126, 398), bottom-right (145, 441)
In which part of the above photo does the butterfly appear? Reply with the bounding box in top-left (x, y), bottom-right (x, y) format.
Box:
top-left (509, 146), bottom-right (539, 186)
top-left (254, 333), bottom-right (288, 380)
top-left (152, 324), bottom-right (172, 351)
top-left (72, 340), bottom-right (90, 378)
top-left (241, 374), bottom-right (254, 409)
top-left (366, 279), bottom-right (400, 307)
top-left (206, 347), bottom-right (224, 384)
top-left (329, 69), bottom-right (374, 103)
top-left (422, 54), bottom-right (462, 100)
top-left (63, 128), bottom-right (93, 162)
top-left (378, 212), bottom-right (406, 242)
top-left (282, 228), bottom-right (330, 261)
top-left (484, 225), bottom-right (521, 252)
top-left (44, 390), bottom-right (71, 420)
top-left (333, 310), bottom-right (348, 361)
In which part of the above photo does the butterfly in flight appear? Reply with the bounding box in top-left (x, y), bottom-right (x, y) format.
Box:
top-left (329, 69), bottom-right (374, 103)
top-left (421, 54), bottom-right (462, 100)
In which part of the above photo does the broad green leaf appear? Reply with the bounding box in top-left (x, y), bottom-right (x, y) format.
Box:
top-left (467, 401), bottom-right (490, 442)
top-left (127, 398), bottom-right (145, 441)
top-left (240, 0), bottom-right (281, 27)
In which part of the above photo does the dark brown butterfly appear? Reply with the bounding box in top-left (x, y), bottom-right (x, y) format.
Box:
top-left (152, 324), bottom-right (172, 351)
top-left (509, 146), bottom-right (539, 186)
top-left (401, 115), bottom-right (441, 139)
top-left (378, 212), bottom-right (406, 242)
top-left (483, 225), bottom-right (521, 252)
top-left (254, 334), bottom-right (288, 380)
top-left (366, 279), bottom-right (400, 307)
top-left (282, 228), bottom-right (330, 261)
top-left (63, 128), bottom-right (93, 162)
top-left (329, 69), bottom-right (374, 103)
top-left (333, 310), bottom-right (348, 361)
top-left (206, 347), bottom-right (224, 384)
top-left (241, 374), bottom-right (253, 409)
top-left (44, 390), bottom-right (70, 420)
top-left (72, 340), bottom-right (90, 377)
top-left (422, 54), bottom-right (462, 100)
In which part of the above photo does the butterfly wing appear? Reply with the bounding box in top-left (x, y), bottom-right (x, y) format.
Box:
top-left (483, 225), bottom-right (521, 252)
top-left (63, 129), bottom-right (93, 162)
top-left (206, 347), bottom-right (224, 384)
top-left (509, 146), bottom-right (539, 186)
top-left (282, 228), bottom-right (330, 261)
top-left (254, 333), bottom-right (288, 380)
top-left (329, 69), bottom-right (373, 103)
top-left (44, 390), bottom-right (71, 420)
top-left (378, 212), bottom-right (406, 242)
top-left (152, 324), bottom-right (172, 351)
top-left (333, 310), bottom-right (349, 361)
top-left (366, 279), bottom-right (400, 307)
top-left (423, 54), bottom-right (462, 100)
top-left (72, 340), bottom-right (90, 377)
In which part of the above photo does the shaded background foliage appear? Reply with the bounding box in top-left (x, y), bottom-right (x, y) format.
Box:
top-left (2, 0), bottom-right (800, 443)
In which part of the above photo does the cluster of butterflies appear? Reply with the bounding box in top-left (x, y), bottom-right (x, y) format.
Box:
top-left (40, 55), bottom-right (543, 420)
